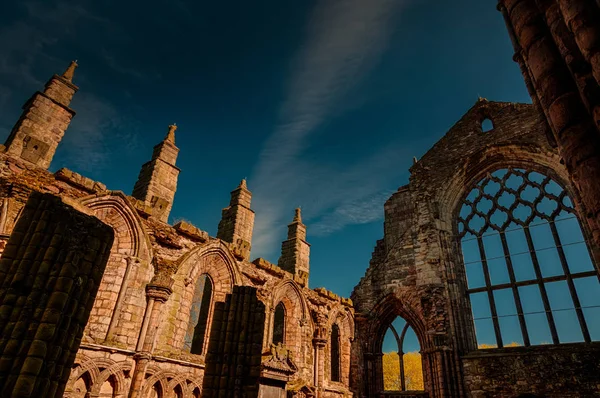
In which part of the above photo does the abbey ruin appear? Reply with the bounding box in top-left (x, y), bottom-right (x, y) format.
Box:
top-left (0, 0), bottom-right (599, 397)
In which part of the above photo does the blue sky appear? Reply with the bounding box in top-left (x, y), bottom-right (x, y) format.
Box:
top-left (0, 0), bottom-right (533, 302)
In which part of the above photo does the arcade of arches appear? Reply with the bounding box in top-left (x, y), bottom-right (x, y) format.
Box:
top-left (0, 1), bottom-right (600, 397)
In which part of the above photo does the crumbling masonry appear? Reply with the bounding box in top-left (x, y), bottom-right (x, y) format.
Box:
top-left (0, 1), bottom-right (600, 397)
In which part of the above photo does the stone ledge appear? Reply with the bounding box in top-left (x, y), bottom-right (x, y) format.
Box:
top-left (54, 168), bottom-right (106, 193)
top-left (173, 220), bottom-right (208, 242)
top-left (252, 258), bottom-right (290, 278)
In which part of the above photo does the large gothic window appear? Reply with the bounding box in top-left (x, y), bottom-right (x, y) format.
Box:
top-left (457, 168), bottom-right (600, 348)
top-left (381, 316), bottom-right (424, 391)
top-left (184, 274), bottom-right (213, 355)
top-left (272, 302), bottom-right (286, 345)
top-left (330, 324), bottom-right (341, 382)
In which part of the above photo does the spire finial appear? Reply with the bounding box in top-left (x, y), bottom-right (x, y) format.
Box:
top-left (166, 123), bottom-right (177, 143)
top-left (294, 207), bottom-right (302, 223)
top-left (238, 179), bottom-right (247, 189)
top-left (62, 60), bottom-right (78, 82)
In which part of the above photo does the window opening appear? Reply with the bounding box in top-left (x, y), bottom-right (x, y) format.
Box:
top-left (382, 316), bottom-right (424, 391)
top-left (273, 302), bottom-right (285, 345)
top-left (331, 324), bottom-right (341, 382)
top-left (457, 168), bottom-right (600, 348)
top-left (185, 274), bottom-right (213, 355)
top-left (481, 118), bottom-right (494, 132)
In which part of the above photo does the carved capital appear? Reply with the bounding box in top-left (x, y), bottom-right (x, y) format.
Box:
top-left (133, 352), bottom-right (152, 362)
top-left (146, 274), bottom-right (174, 302)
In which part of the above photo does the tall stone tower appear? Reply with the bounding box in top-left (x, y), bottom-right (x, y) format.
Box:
top-left (278, 208), bottom-right (310, 286)
top-left (3, 61), bottom-right (79, 169)
top-left (217, 179), bottom-right (255, 260)
top-left (132, 124), bottom-right (180, 223)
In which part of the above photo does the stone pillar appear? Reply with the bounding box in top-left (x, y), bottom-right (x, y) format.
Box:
top-left (313, 338), bottom-right (326, 392)
top-left (217, 180), bottom-right (255, 260)
top-left (556, 1), bottom-right (600, 88)
top-left (312, 312), bottom-right (328, 395)
top-left (499, 0), bottom-right (600, 247)
top-left (132, 124), bottom-right (180, 223)
top-left (4, 62), bottom-right (78, 169)
top-left (278, 208), bottom-right (310, 287)
top-left (128, 273), bottom-right (173, 398)
top-left (536, 0), bottom-right (600, 131)
top-left (0, 191), bottom-right (114, 398)
top-left (202, 285), bottom-right (266, 398)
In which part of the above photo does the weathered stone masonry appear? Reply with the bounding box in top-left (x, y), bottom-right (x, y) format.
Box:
top-left (351, 99), bottom-right (600, 397)
top-left (0, 63), bottom-right (354, 398)
top-left (2, 1), bottom-right (600, 395)
top-left (0, 192), bottom-right (114, 398)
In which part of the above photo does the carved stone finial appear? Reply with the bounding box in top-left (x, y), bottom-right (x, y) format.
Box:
top-left (166, 124), bottom-right (177, 144)
top-left (62, 60), bottom-right (78, 82)
top-left (294, 207), bottom-right (302, 223)
top-left (239, 179), bottom-right (247, 189)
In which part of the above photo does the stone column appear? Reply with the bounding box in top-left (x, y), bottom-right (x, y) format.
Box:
top-left (556, 1), bottom-right (600, 88)
top-left (499, 0), bottom-right (600, 248)
top-left (0, 192), bottom-right (114, 398)
top-left (128, 273), bottom-right (173, 398)
top-left (313, 337), bottom-right (327, 390)
top-left (202, 286), bottom-right (266, 398)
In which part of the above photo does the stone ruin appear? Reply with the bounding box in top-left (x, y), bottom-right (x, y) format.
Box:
top-left (0, 1), bottom-right (599, 397)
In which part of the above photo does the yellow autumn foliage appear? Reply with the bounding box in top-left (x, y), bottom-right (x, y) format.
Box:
top-left (478, 341), bottom-right (521, 349)
top-left (382, 351), bottom-right (424, 391)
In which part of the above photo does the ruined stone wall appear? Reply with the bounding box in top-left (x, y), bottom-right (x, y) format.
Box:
top-left (351, 99), bottom-right (600, 397)
top-left (0, 151), bottom-right (354, 397)
top-left (462, 343), bottom-right (600, 397)
top-left (0, 192), bottom-right (114, 398)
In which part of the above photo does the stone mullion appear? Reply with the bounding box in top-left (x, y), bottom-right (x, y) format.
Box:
top-left (499, 232), bottom-right (530, 346)
top-left (477, 236), bottom-right (503, 348)
top-left (524, 227), bottom-right (560, 344)
top-left (549, 221), bottom-right (591, 342)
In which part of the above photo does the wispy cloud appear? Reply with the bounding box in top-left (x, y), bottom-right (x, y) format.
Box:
top-left (101, 49), bottom-right (161, 81)
top-left (251, 0), bottom-right (413, 258)
top-left (59, 92), bottom-right (140, 171)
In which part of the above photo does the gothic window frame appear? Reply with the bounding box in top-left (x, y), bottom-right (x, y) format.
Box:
top-left (330, 323), bottom-right (341, 382)
top-left (456, 166), bottom-right (600, 348)
top-left (272, 302), bottom-right (286, 345)
top-left (185, 273), bottom-right (214, 355)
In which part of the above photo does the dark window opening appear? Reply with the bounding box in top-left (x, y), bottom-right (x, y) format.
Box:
top-left (457, 168), bottom-right (600, 349)
top-left (273, 302), bottom-right (285, 345)
top-left (331, 324), bottom-right (341, 382)
top-left (481, 118), bottom-right (494, 132)
top-left (185, 274), bottom-right (213, 355)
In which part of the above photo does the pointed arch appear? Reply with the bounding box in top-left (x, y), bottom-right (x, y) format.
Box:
top-left (269, 279), bottom-right (310, 361)
top-left (271, 279), bottom-right (309, 320)
top-left (140, 366), bottom-right (170, 398)
top-left (89, 361), bottom-right (132, 397)
top-left (327, 306), bottom-right (354, 384)
top-left (79, 191), bottom-right (152, 260)
top-left (156, 241), bottom-right (242, 352)
top-left (78, 191), bottom-right (153, 347)
top-left (367, 293), bottom-right (430, 356)
top-left (436, 144), bottom-right (571, 227)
